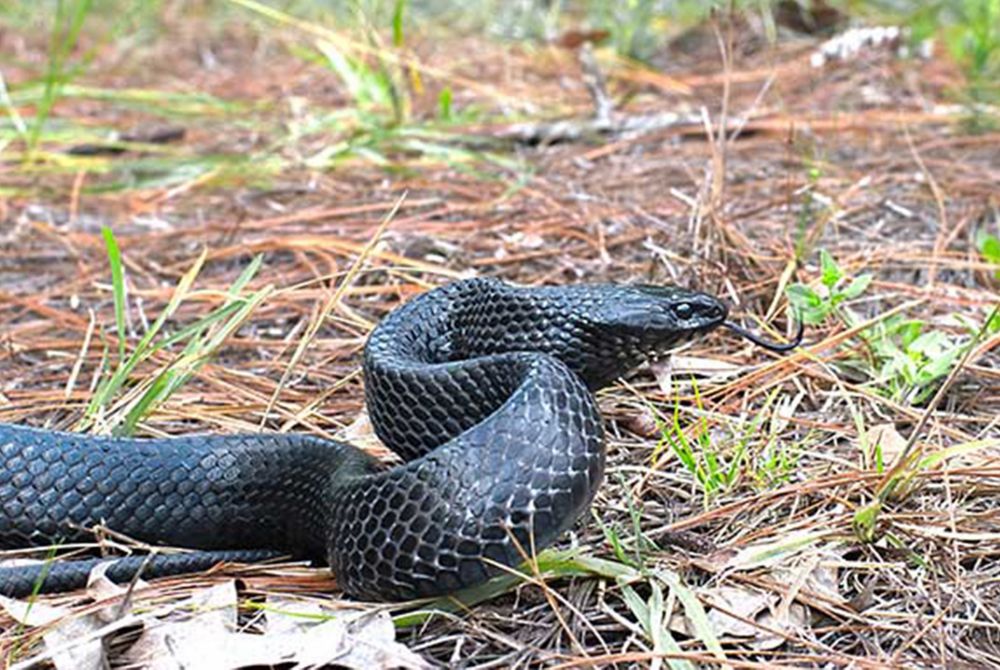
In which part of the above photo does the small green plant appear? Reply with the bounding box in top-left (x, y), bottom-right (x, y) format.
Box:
top-left (240, 0), bottom-right (507, 176)
top-left (315, 39), bottom-right (405, 127)
top-left (793, 163), bottom-right (828, 261)
top-left (656, 389), bottom-right (742, 504)
top-left (742, 389), bottom-right (804, 488)
top-left (863, 317), bottom-right (971, 404)
top-left (651, 383), bottom-right (801, 503)
top-left (786, 249), bottom-right (872, 325)
top-left (595, 474), bottom-right (660, 572)
top-left (437, 86), bottom-right (453, 121)
top-left (618, 578), bottom-right (691, 667)
top-left (618, 570), bottom-right (725, 668)
top-left (786, 249), bottom-right (995, 405)
top-left (945, 0), bottom-right (1000, 127)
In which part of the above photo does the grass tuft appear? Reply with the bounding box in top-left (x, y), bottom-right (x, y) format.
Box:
top-left (81, 230), bottom-right (273, 436)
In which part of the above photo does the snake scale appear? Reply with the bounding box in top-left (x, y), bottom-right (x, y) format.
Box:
top-left (0, 277), bottom-right (794, 601)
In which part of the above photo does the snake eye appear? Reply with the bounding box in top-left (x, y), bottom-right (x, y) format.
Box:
top-left (673, 302), bottom-right (693, 319)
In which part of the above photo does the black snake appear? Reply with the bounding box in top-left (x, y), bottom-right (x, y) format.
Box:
top-left (0, 278), bottom-right (798, 601)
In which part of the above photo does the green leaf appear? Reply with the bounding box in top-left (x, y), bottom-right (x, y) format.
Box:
top-left (917, 439), bottom-right (1000, 471)
top-left (316, 40), bottom-right (393, 111)
top-left (620, 579), bottom-right (696, 670)
top-left (620, 584), bottom-right (651, 634)
top-left (978, 230), bottom-right (1000, 279)
top-left (657, 570), bottom-right (725, 661)
top-left (649, 582), bottom-right (694, 670)
top-left (908, 330), bottom-right (948, 356)
top-left (979, 231), bottom-right (1000, 262)
top-left (819, 249), bottom-right (842, 288)
top-left (437, 86), bottom-right (452, 121)
top-left (840, 273), bottom-right (873, 300)
top-left (118, 371), bottom-right (172, 436)
top-left (394, 548), bottom-right (640, 628)
top-left (918, 345), bottom-right (961, 382)
top-left (853, 500), bottom-right (882, 543)
top-left (101, 226), bottom-right (127, 363)
top-left (988, 309), bottom-right (1000, 333)
top-left (598, 520), bottom-right (635, 569)
top-left (786, 283), bottom-right (821, 309)
top-left (786, 284), bottom-right (831, 324)
top-left (726, 530), bottom-right (827, 569)
top-left (897, 320), bottom-right (924, 348)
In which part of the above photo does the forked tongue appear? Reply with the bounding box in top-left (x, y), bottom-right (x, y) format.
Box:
top-left (723, 315), bottom-right (804, 352)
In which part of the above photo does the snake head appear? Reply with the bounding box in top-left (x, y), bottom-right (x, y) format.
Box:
top-left (600, 285), bottom-right (728, 338)
top-left (549, 284), bottom-right (728, 388)
top-left (582, 285), bottom-right (728, 352)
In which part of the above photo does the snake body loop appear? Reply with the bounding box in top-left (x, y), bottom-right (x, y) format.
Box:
top-left (0, 278), bottom-right (727, 600)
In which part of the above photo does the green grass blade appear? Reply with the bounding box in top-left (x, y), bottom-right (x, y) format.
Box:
top-left (394, 549), bottom-right (639, 629)
top-left (392, 0), bottom-right (406, 47)
top-left (657, 570), bottom-right (726, 662)
top-left (115, 285), bottom-right (272, 435)
top-left (26, 0), bottom-right (94, 156)
top-left (101, 226), bottom-right (127, 363)
top-left (649, 581), bottom-right (694, 670)
top-left (118, 371), bottom-right (172, 436)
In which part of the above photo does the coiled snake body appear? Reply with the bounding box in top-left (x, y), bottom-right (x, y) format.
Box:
top-left (0, 278), bottom-right (731, 600)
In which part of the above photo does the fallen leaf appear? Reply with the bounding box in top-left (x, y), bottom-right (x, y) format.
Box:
top-left (754, 602), bottom-right (809, 650)
top-left (668, 583), bottom-right (807, 650)
top-left (2, 593), bottom-right (133, 670)
top-left (651, 355), bottom-right (744, 395)
top-left (87, 560), bottom-right (148, 624)
top-left (0, 593), bottom-right (68, 627)
top-left (289, 610), bottom-right (431, 669)
top-left (622, 404), bottom-right (661, 438)
top-left (120, 583), bottom-right (431, 670)
top-left (864, 423), bottom-right (907, 465)
top-left (703, 586), bottom-right (775, 638)
top-left (121, 581), bottom-right (239, 670)
top-left (772, 550), bottom-right (847, 606)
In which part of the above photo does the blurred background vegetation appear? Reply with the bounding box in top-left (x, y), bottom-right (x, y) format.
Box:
top-left (2, 0), bottom-right (997, 104)
top-left (0, 0), bottom-right (997, 191)
top-left (3, 0), bottom-right (998, 59)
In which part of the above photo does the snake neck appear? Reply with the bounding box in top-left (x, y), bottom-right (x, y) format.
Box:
top-left (366, 277), bottom-right (722, 394)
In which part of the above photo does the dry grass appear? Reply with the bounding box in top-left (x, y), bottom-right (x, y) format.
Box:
top-left (1, 5), bottom-right (998, 668)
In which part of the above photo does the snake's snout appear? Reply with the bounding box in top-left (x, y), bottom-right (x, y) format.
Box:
top-left (689, 294), bottom-right (728, 327)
